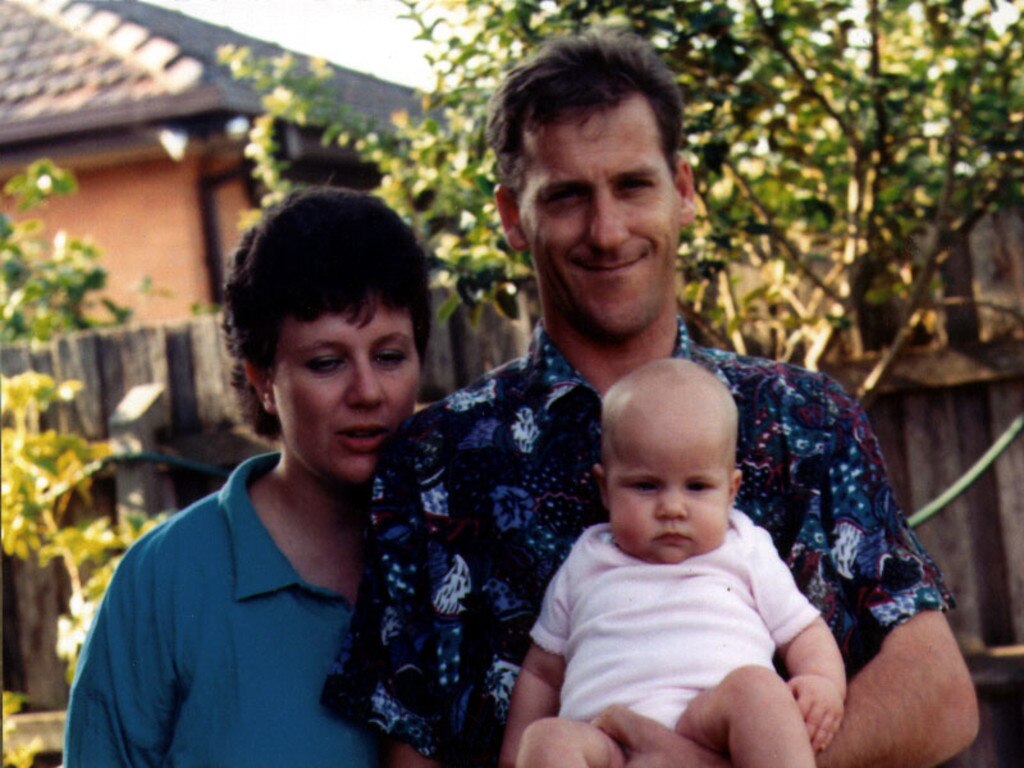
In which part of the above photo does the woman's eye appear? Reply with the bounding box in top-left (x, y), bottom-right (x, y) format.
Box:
top-left (306, 357), bottom-right (343, 373)
top-left (375, 349), bottom-right (409, 367)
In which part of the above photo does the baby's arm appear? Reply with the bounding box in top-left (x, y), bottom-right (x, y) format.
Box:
top-left (499, 644), bottom-right (567, 768)
top-left (781, 617), bottom-right (847, 753)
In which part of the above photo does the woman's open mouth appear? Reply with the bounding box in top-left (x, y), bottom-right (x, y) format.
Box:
top-left (336, 426), bottom-right (388, 453)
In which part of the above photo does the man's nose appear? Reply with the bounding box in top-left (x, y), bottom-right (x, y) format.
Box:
top-left (588, 192), bottom-right (629, 250)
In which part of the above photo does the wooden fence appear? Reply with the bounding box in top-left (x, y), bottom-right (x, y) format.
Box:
top-left (2, 309), bottom-right (1022, 766)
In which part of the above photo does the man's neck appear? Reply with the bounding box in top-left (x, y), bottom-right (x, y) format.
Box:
top-left (547, 317), bottom-right (679, 395)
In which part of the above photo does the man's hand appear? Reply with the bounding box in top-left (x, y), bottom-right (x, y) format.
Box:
top-left (593, 705), bottom-right (730, 768)
top-left (788, 673), bottom-right (844, 753)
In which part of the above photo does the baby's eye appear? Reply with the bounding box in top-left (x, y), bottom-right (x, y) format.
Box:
top-left (630, 480), bottom-right (658, 492)
top-left (686, 480), bottom-right (713, 491)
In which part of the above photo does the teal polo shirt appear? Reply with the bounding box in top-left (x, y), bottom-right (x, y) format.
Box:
top-left (64, 453), bottom-right (378, 767)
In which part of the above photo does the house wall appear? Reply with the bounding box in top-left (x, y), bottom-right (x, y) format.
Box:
top-left (17, 154), bottom-right (252, 323)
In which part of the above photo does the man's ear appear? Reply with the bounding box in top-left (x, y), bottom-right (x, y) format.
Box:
top-left (674, 156), bottom-right (697, 226)
top-left (593, 463), bottom-right (609, 509)
top-left (495, 184), bottom-right (528, 251)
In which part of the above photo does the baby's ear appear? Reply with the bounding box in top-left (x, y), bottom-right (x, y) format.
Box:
top-left (593, 463), bottom-right (609, 508)
top-left (729, 468), bottom-right (742, 504)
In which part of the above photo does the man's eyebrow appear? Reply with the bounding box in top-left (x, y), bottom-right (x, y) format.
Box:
top-left (538, 179), bottom-right (590, 198)
top-left (614, 165), bottom-right (661, 181)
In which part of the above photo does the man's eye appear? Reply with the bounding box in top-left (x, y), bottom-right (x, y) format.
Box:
top-left (621, 177), bottom-right (652, 190)
top-left (546, 186), bottom-right (585, 204)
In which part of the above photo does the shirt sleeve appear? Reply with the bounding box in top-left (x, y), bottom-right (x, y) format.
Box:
top-left (64, 535), bottom-right (178, 767)
top-left (740, 514), bottom-right (822, 647)
top-left (529, 555), bottom-right (573, 657)
top-left (792, 371), bottom-right (952, 670)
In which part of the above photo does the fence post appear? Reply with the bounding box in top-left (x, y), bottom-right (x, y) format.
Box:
top-left (107, 383), bottom-right (168, 520)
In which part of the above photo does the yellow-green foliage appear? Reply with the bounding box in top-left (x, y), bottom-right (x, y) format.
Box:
top-left (1, 372), bottom-right (164, 683)
top-left (2, 160), bottom-right (132, 342)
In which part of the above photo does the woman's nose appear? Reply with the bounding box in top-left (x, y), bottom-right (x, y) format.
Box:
top-left (346, 362), bottom-right (384, 407)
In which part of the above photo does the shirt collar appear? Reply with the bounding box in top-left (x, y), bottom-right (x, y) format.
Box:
top-left (525, 317), bottom-right (696, 406)
top-left (524, 322), bottom-right (591, 406)
top-left (218, 453), bottom-right (307, 601)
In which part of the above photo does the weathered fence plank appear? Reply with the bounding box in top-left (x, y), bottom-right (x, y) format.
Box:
top-left (188, 313), bottom-right (238, 428)
top-left (165, 321), bottom-right (203, 435)
top-left (53, 332), bottom-right (105, 439)
top-left (988, 382), bottom-right (1024, 643)
top-left (4, 556), bottom-right (70, 712)
top-left (905, 388), bottom-right (985, 645)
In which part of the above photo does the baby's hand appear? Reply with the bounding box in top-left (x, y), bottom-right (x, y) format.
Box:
top-left (788, 673), bottom-right (844, 753)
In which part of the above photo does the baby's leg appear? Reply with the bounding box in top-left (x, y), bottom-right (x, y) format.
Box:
top-left (675, 665), bottom-right (815, 768)
top-left (516, 717), bottom-right (627, 768)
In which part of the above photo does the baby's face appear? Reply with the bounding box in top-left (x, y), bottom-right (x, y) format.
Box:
top-left (595, 401), bottom-right (740, 565)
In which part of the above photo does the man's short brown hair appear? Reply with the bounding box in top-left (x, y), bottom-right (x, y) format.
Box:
top-left (486, 28), bottom-right (683, 195)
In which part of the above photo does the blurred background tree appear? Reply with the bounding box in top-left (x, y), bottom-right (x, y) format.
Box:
top-left (2, 160), bottom-right (132, 343)
top-left (225, 0), bottom-right (1023, 395)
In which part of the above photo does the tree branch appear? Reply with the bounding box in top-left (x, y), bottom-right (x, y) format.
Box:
top-left (749, 0), bottom-right (859, 149)
top-left (724, 160), bottom-right (845, 304)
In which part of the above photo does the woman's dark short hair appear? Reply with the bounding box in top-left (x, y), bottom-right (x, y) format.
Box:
top-left (486, 28), bottom-right (683, 195)
top-left (223, 187), bottom-right (431, 437)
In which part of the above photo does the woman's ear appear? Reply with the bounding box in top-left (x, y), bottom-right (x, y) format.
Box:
top-left (243, 360), bottom-right (276, 415)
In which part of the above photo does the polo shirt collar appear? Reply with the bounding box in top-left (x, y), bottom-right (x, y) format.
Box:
top-left (218, 453), bottom-right (306, 601)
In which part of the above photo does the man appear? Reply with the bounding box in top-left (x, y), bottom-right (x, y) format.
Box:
top-left (323, 29), bottom-right (977, 767)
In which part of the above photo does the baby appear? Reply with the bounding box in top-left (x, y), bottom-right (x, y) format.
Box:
top-left (500, 358), bottom-right (846, 768)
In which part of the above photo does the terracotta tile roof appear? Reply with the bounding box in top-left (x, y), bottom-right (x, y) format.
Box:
top-left (0, 0), bottom-right (417, 145)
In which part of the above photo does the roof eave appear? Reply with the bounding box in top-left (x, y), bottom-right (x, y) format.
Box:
top-left (0, 83), bottom-right (259, 145)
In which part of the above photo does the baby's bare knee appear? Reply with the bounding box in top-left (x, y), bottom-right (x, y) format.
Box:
top-left (717, 665), bottom-right (791, 710)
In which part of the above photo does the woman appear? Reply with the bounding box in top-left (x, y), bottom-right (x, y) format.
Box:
top-left (64, 188), bottom-right (431, 766)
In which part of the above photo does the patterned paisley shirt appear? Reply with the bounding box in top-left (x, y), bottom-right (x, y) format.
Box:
top-left (322, 318), bottom-right (951, 767)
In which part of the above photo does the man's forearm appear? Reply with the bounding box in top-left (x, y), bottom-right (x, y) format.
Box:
top-left (817, 611), bottom-right (978, 768)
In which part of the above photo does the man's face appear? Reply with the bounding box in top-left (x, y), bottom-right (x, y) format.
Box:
top-left (496, 94), bottom-right (695, 348)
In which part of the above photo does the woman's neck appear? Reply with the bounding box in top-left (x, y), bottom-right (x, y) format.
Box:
top-left (248, 460), bottom-right (368, 600)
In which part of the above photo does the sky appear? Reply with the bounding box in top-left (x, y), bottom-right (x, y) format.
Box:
top-left (147, 0), bottom-right (434, 89)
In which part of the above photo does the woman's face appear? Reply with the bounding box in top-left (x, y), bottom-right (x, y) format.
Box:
top-left (250, 304), bottom-right (421, 490)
